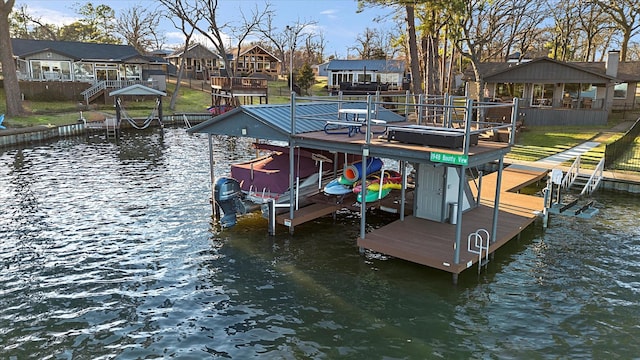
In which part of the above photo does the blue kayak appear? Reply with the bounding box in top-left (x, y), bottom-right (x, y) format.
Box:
top-left (324, 178), bottom-right (353, 195)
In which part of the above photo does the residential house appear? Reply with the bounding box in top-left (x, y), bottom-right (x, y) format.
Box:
top-left (464, 51), bottom-right (640, 126)
top-left (11, 38), bottom-right (167, 103)
top-left (312, 61), bottom-right (330, 78)
top-left (228, 44), bottom-right (280, 79)
top-left (325, 59), bottom-right (409, 93)
top-left (165, 43), bottom-right (222, 80)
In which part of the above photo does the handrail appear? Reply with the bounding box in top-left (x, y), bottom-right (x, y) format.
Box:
top-left (580, 157), bottom-right (604, 196)
top-left (80, 81), bottom-right (106, 101)
top-left (467, 228), bottom-right (490, 273)
top-left (81, 79), bottom-right (159, 104)
top-left (561, 155), bottom-right (581, 189)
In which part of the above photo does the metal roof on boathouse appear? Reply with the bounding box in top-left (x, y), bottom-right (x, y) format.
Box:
top-left (187, 102), bottom-right (406, 141)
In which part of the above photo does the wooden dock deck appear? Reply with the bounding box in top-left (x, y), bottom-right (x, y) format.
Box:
top-left (357, 165), bottom-right (548, 275)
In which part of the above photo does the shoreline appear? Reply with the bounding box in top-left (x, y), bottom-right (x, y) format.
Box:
top-left (1, 122), bottom-right (639, 194)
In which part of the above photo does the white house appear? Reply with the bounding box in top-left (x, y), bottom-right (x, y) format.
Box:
top-left (325, 59), bottom-right (407, 91)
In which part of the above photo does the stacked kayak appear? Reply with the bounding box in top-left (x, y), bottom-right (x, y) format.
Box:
top-left (323, 158), bottom-right (403, 203)
top-left (353, 170), bottom-right (402, 203)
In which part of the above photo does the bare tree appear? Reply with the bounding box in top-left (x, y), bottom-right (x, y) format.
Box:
top-left (227, 3), bottom-right (273, 76)
top-left (595, 0), bottom-right (640, 61)
top-left (1, 0), bottom-right (25, 116)
top-left (355, 1), bottom-right (425, 95)
top-left (546, 0), bottom-right (580, 61)
top-left (454, 0), bottom-right (513, 99)
top-left (351, 27), bottom-right (389, 59)
top-left (257, 11), bottom-right (289, 74)
top-left (498, 0), bottom-right (546, 62)
top-left (165, 12), bottom-right (196, 111)
top-left (574, 1), bottom-right (611, 61)
top-left (627, 41), bottom-right (640, 61)
top-left (117, 5), bottom-right (164, 54)
top-left (258, 14), bottom-right (317, 79)
top-left (158, 0), bottom-right (234, 77)
top-left (285, 21), bottom-right (316, 81)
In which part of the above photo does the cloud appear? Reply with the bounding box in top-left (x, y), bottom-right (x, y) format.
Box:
top-left (27, 5), bottom-right (78, 26)
top-left (319, 8), bottom-right (338, 20)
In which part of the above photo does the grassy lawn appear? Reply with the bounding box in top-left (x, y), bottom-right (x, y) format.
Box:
top-left (0, 85), bottom-right (211, 127)
top-left (508, 127), bottom-right (600, 162)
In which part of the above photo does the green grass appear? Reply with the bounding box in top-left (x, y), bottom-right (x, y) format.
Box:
top-left (0, 78), bottom-right (329, 127)
top-left (0, 85), bottom-right (211, 127)
top-left (507, 126), bottom-right (599, 162)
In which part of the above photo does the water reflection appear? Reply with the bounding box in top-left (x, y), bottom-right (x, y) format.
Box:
top-left (0, 128), bottom-right (639, 358)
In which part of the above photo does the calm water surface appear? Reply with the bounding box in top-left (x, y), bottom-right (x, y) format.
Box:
top-left (1, 128), bottom-right (639, 359)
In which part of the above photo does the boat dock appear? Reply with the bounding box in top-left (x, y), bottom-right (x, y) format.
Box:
top-left (189, 94), bottom-right (551, 281)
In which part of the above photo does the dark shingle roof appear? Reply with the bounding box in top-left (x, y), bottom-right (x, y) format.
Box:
top-left (11, 38), bottom-right (142, 62)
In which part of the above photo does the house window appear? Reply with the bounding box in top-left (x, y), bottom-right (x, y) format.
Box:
top-left (614, 83), bottom-right (628, 99)
top-left (332, 73), bottom-right (354, 86)
top-left (532, 83), bottom-right (554, 106)
top-left (357, 73), bottom-right (372, 83)
top-left (121, 64), bottom-right (141, 80)
top-left (73, 62), bottom-right (94, 82)
top-left (95, 63), bottom-right (119, 81)
top-left (30, 60), bottom-right (72, 80)
top-left (495, 83), bottom-right (524, 100)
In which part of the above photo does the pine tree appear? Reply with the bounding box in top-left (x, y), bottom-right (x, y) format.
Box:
top-left (296, 63), bottom-right (315, 96)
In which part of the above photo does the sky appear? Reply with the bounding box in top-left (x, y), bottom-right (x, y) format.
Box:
top-left (20, 0), bottom-right (395, 58)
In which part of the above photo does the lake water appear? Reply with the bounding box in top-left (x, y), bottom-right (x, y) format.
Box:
top-left (1, 127), bottom-right (639, 359)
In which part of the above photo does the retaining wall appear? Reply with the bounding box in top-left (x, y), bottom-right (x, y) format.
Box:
top-left (0, 123), bottom-right (85, 147)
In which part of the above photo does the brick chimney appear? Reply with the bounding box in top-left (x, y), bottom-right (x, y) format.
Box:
top-left (605, 50), bottom-right (620, 77)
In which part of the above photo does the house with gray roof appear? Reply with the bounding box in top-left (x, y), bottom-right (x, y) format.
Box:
top-left (325, 59), bottom-right (408, 93)
top-left (166, 43), bottom-right (222, 80)
top-left (464, 51), bottom-right (639, 126)
top-left (11, 38), bottom-right (168, 103)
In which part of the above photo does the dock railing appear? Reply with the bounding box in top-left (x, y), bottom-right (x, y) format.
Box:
top-left (292, 92), bottom-right (520, 155)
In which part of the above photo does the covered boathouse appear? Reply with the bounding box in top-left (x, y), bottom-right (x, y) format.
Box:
top-left (188, 94), bottom-right (547, 282)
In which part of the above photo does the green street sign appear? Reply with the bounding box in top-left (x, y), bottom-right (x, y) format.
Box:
top-left (430, 151), bottom-right (469, 166)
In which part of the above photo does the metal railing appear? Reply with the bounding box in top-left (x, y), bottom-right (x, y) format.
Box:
top-left (581, 157), bottom-right (604, 196)
top-left (210, 76), bottom-right (268, 90)
top-left (80, 81), bottom-right (107, 102)
top-left (561, 155), bottom-right (581, 189)
top-left (81, 79), bottom-right (160, 104)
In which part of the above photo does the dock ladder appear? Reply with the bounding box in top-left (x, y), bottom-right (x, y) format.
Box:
top-left (467, 228), bottom-right (490, 273)
top-left (105, 117), bottom-right (120, 139)
top-left (182, 114), bottom-right (192, 129)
